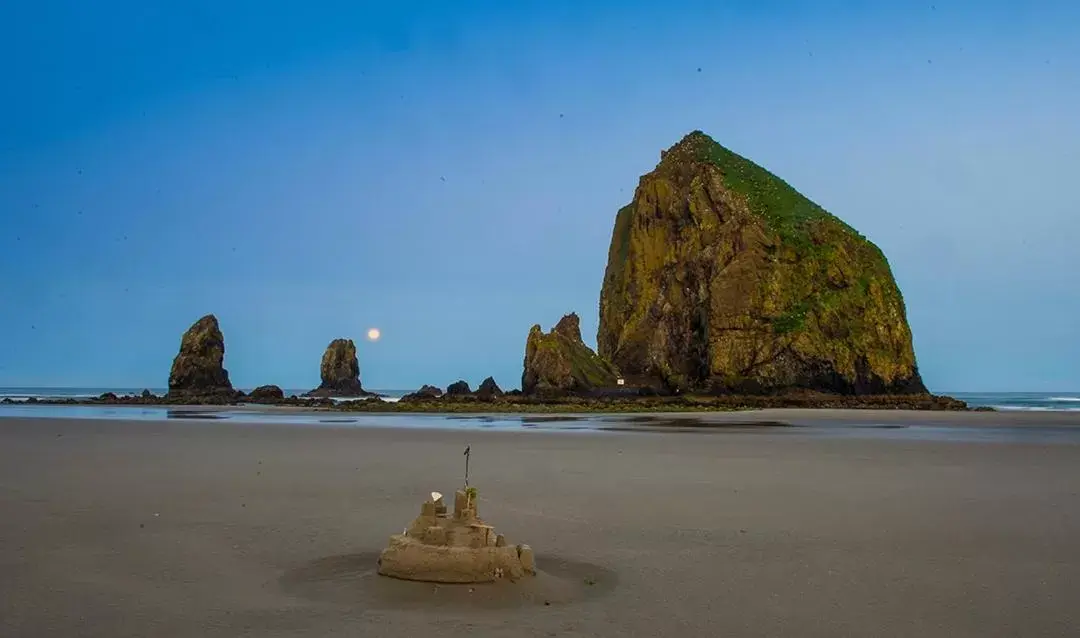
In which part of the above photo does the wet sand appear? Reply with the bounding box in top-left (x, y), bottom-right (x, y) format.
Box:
top-left (2, 414), bottom-right (1079, 637)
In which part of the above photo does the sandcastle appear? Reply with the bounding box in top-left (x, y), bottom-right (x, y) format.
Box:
top-left (377, 487), bottom-right (536, 583)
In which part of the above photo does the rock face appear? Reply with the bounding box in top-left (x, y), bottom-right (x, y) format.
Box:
top-left (167, 315), bottom-right (234, 399)
top-left (377, 489), bottom-right (536, 583)
top-left (400, 384), bottom-right (444, 402)
top-left (306, 339), bottom-right (369, 397)
top-left (476, 376), bottom-right (503, 400)
top-left (598, 131), bottom-right (927, 395)
top-left (246, 385), bottom-right (284, 403)
top-left (522, 313), bottom-right (620, 396)
top-left (446, 380), bottom-right (472, 396)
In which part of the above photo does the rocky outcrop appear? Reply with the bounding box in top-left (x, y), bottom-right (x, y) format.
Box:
top-left (305, 338), bottom-right (370, 398)
top-left (476, 376), bottom-right (503, 401)
top-left (446, 380), bottom-right (472, 396)
top-left (399, 384), bottom-right (444, 402)
top-left (522, 313), bottom-right (620, 396)
top-left (598, 131), bottom-right (927, 395)
top-left (246, 385), bottom-right (285, 403)
top-left (167, 314), bottom-right (235, 400)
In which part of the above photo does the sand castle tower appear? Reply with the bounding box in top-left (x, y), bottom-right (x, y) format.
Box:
top-left (377, 487), bottom-right (536, 583)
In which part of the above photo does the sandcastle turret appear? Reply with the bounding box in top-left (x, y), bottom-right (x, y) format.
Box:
top-left (377, 487), bottom-right (536, 583)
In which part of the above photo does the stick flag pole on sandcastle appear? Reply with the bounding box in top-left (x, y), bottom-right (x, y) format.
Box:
top-left (463, 444), bottom-right (470, 489)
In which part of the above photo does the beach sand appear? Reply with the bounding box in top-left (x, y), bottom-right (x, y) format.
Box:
top-left (2, 412), bottom-right (1079, 637)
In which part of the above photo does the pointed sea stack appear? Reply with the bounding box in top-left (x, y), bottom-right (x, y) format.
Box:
top-left (305, 338), bottom-right (371, 398)
top-left (522, 313), bottom-right (620, 396)
top-left (475, 376), bottom-right (503, 401)
top-left (597, 131), bottom-right (927, 395)
top-left (166, 314), bottom-right (235, 400)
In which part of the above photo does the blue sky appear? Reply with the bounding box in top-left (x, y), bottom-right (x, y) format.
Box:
top-left (1, 1), bottom-right (1077, 392)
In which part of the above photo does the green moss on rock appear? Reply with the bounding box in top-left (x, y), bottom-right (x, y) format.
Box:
top-left (598, 131), bottom-right (926, 395)
top-left (522, 313), bottom-right (620, 396)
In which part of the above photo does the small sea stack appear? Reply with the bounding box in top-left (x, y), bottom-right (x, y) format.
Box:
top-left (304, 338), bottom-right (372, 398)
top-left (377, 488), bottom-right (536, 584)
top-left (166, 314), bottom-right (235, 401)
top-left (522, 313), bottom-right (620, 397)
top-left (475, 376), bottom-right (504, 401)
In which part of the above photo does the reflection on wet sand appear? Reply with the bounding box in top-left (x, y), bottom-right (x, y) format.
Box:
top-left (2, 404), bottom-right (1080, 444)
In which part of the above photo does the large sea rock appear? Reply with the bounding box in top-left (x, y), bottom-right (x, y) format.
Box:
top-left (597, 131), bottom-right (927, 395)
top-left (522, 313), bottom-right (619, 396)
top-left (166, 314), bottom-right (235, 400)
top-left (305, 338), bottom-right (371, 397)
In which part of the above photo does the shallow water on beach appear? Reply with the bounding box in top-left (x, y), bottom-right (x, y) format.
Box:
top-left (2, 404), bottom-right (1080, 444)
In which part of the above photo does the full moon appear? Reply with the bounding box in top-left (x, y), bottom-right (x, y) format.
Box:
top-left (366, 328), bottom-right (381, 341)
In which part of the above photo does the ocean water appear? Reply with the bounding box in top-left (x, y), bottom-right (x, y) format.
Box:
top-left (0, 388), bottom-right (1077, 411)
top-left (950, 392), bottom-right (1080, 412)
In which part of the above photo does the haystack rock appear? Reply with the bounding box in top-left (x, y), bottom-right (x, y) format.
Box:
top-left (305, 338), bottom-right (370, 398)
top-left (522, 313), bottom-right (619, 396)
top-left (377, 488), bottom-right (536, 583)
top-left (166, 314), bottom-right (234, 399)
top-left (597, 131), bottom-right (927, 395)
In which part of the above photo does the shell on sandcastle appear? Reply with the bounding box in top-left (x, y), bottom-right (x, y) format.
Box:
top-left (376, 488), bottom-right (536, 583)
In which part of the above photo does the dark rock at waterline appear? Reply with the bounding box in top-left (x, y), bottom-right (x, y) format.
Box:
top-left (246, 385), bottom-right (285, 403)
top-left (399, 384), bottom-right (444, 402)
top-left (446, 380), bottom-right (472, 396)
top-left (476, 377), bottom-right (504, 401)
